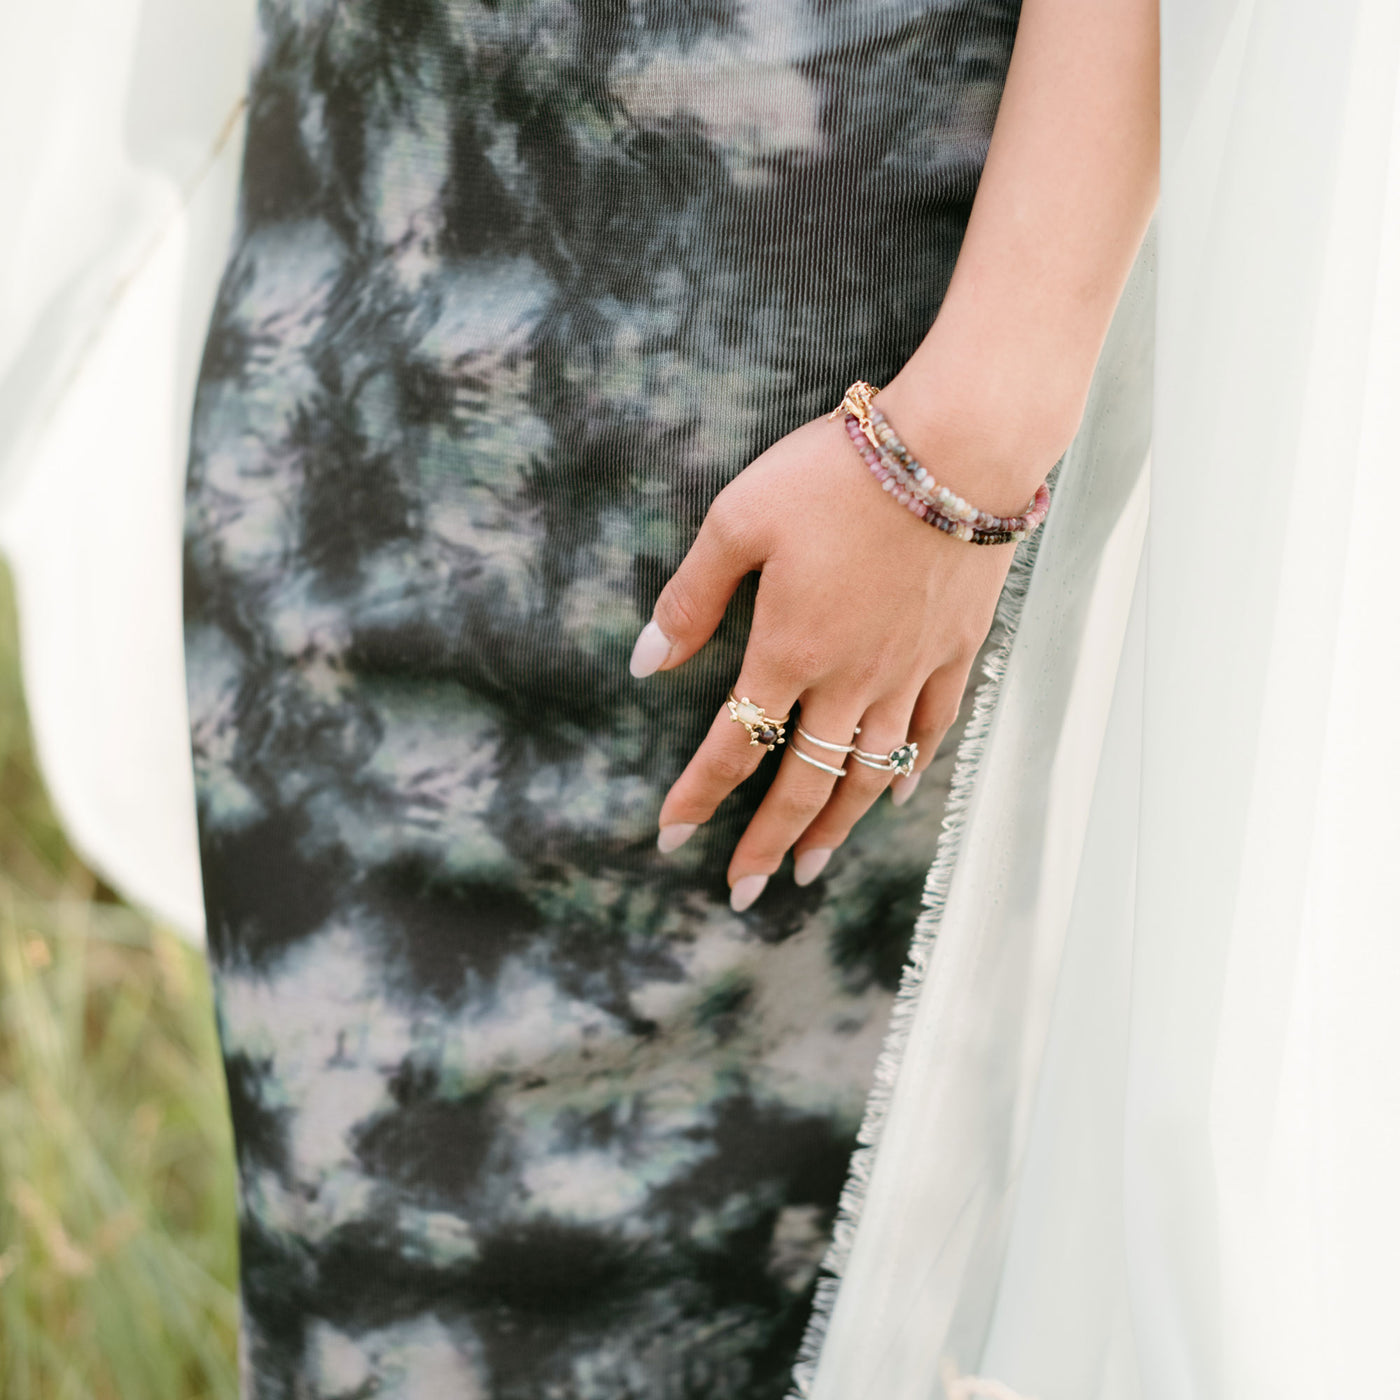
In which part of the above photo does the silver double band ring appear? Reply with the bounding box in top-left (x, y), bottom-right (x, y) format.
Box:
top-left (789, 724), bottom-right (919, 780)
top-left (795, 722), bottom-right (859, 754)
top-left (790, 721), bottom-right (860, 777)
top-left (789, 746), bottom-right (848, 778)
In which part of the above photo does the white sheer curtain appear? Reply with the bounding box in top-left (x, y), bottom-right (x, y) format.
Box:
top-left (3, 3), bottom-right (1398, 1396)
top-left (0, 0), bottom-right (253, 936)
top-left (802, 1), bottom-right (1400, 1397)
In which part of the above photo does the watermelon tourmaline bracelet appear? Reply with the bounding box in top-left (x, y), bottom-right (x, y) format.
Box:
top-left (829, 380), bottom-right (1051, 545)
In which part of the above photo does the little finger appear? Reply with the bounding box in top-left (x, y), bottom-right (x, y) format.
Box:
top-left (894, 664), bottom-right (972, 807)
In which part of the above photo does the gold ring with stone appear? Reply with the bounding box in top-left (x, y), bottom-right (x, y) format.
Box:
top-left (850, 740), bottom-right (919, 777)
top-left (726, 692), bottom-right (790, 752)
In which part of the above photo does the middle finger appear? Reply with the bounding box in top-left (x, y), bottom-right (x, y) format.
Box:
top-left (726, 695), bottom-right (866, 899)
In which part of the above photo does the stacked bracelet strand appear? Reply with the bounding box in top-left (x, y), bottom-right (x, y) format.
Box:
top-left (862, 399), bottom-right (1050, 535)
top-left (842, 417), bottom-right (1023, 545)
top-left (829, 379), bottom-right (1051, 545)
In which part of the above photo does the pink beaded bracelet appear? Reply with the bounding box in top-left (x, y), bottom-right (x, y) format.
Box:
top-left (829, 380), bottom-right (1051, 545)
top-left (841, 417), bottom-right (1024, 544)
top-left (864, 402), bottom-right (1051, 536)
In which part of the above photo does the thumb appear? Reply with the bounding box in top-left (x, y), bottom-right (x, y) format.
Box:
top-left (629, 502), bottom-right (761, 678)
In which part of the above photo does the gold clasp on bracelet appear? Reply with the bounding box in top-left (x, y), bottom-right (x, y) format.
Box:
top-left (828, 379), bottom-right (883, 450)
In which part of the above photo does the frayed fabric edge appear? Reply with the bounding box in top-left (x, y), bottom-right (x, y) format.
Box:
top-left (783, 465), bottom-right (1055, 1400)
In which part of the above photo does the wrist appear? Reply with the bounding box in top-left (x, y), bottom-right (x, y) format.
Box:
top-left (875, 295), bottom-right (1093, 519)
top-left (870, 373), bottom-right (1068, 521)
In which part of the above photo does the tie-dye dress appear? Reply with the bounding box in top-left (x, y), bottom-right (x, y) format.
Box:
top-left (181, 2), bottom-right (1022, 1395)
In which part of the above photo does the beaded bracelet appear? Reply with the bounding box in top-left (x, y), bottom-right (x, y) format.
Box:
top-left (829, 380), bottom-right (1051, 545)
top-left (841, 417), bottom-right (1023, 544)
top-left (861, 399), bottom-right (1050, 535)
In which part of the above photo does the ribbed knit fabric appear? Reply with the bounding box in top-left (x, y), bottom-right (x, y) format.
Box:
top-left (181, 2), bottom-right (1021, 1395)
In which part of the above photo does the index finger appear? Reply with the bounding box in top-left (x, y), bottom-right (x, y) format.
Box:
top-left (655, 664), bottom-right (800, 847)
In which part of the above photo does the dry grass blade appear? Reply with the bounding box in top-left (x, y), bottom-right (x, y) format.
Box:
top-left (0, 561), bottom-right (238, 1400)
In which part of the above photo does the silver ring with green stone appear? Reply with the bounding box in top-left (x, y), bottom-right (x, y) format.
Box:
top-left (850, 740), bottom-right (918, 777)
top-left (726, 692), bottom-right (790, 752)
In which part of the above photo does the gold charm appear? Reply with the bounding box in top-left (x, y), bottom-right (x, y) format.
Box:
top-left (827, 379), bottom-right (884, 450)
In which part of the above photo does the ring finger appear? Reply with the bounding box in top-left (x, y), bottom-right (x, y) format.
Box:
top-left (790, 693), bottom-right (920, 884)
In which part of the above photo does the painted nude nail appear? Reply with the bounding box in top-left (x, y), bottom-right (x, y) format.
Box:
top-left (793, 848), bottom-right (832, 886)
top-left (628, 620), bottom-right (673, 678)
top-left (729, 874), bottom-right (768, 912)
top-left (657, 823), bottom-right (699, 853)
top-left (891, 771), bottom-right (922, 807)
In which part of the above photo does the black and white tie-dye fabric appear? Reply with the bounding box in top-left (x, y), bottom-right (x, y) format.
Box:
top-left (182, 1), bottom-right (1020, 1395)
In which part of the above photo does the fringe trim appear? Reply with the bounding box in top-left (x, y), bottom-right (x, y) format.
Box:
top-left (784, 465), bottom-right (1056, 1400)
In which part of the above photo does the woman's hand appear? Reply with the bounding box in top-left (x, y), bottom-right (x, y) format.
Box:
top-left (623, 0), bottom-right (1159, 911)
top-left (628, 383), bottom-right (1046, 911)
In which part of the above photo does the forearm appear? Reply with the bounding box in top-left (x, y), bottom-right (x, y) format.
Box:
top-left (880, 0), bottom-right (1160, 515)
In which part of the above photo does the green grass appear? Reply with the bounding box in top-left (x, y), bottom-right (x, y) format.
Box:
top-left (0, 561), bottom-right (239, 1400)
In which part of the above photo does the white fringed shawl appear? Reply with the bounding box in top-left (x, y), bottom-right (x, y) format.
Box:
top-left (800, 2), bottom-right (1400, 1396)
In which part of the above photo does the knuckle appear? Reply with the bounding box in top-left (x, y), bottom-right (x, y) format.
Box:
top-left (848, 765), bottom-right (892, 793)
top-left (933, 701), bottom-right (962, 734)
top-left (842, 636), bottom-right (912, 695)
top-left (710, 743), bottom-right (762, 787)
top-left (805, 793), bottom-right (871, 847)
top-left (737, 836), bottom-right (787, 869)
top-left (954, 625), bottom-right (990, 662)
top-left (814, 808), bottom-right (863, 846)
top-left (845, 651), bottom-right (887, 693)
top-left (916, 700), bottom-right (960, 741)
top-left (656, 573), bottom-right (705, 637)
top-left (706, 490), bottom-right (759, 558)
top-left (764, 627), bottom-right (828, 684)
top-left (770, 780), bottom-right (828, 823)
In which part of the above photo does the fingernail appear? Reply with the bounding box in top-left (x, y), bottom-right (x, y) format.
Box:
top-left (657, 823), bottom-right (699, 853)
top-left (629, 620), bottom-right (673, 678)
top-left (793, 848), bottom-right (832, 887)
top-left (729, 874), bottom-right (768, 912)
top-left (892, 772), bottom-right (922, 807)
